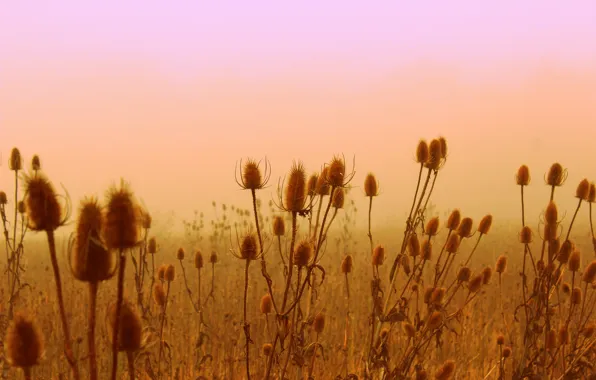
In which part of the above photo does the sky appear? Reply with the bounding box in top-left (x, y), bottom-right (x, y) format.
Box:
top-left (1, 1), bottom-right (596, 236)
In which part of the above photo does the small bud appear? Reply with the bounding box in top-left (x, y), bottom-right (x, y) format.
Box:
top-left (516, 165), bottom-right (530, 186)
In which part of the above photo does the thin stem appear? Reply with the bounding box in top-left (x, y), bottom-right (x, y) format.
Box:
top-left (127, 351), bottom-right (135, 380)
top-left (243, 259), bottom-right (251, 380)
top-left (88, 282), bottom-right (99, 380)
top-left (157, 282), bottom-right (171, 379)
top-left (111, 249), bottom-right (126, 380)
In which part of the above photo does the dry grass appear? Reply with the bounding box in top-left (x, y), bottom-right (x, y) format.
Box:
top-left (0, 140), bottom-right (595, 380)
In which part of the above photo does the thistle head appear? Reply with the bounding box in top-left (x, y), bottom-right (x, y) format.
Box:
top-left (176, 247), bottom-right (185, 260)
top-left (237, 158), bottom-right (270, 190)
top-left (293, 240), bottom-right (313, 267)
top-left (272, 216), bottom-right (285, 236)
top-left (415, 139), bottom-right (429, 164)
top-left (5, 313), bottom-right (44, 369)
top-left (332, 187), bottom-right (345, 209)
top-left (457, 217), bottom-right (473, 238)
top-left (546, 163), bottom-right (566, 187)
top-left (364, 173), bottom-right (379, 197)
top-left (107, 301), bottom-right (142, 352)
top-left (103, 180), bottom-right (140, 250)
top-left (516, 165), bottom-right (530, 186)
top-left (23, 172), bottom-right (65, 232)
top-left (194, 250), bottom-right (204, 269)
top-left (576, 178), bottom-right (590, 201)
top-left (446, 209), bottom-right (461, 230)
top-left (283, 162), bottom-right (307, 212)
top-left (8, 148), bottom-right (22, 171)
top-left (477, 214), bottom-right (492, 235)
top-left (326, 155), bottom-right (346, 188)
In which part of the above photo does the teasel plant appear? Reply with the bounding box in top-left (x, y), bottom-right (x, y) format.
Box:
top-left (4, 313), bottom-right (44, 380)
top-left (154, 264), bottom-right (175, 379)
top-left (131, 209), bottom-right (152, 318)
top-left (68, 197), bottom-right (116, 380)
top-left (107, 300), bottom-right (142, 380)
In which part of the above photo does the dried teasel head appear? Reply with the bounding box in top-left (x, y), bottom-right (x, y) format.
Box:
top-left (0, 191), bottom-right (7, 205)
top-left (8, 148), bottom-right (22, 171)
top-left (482, 266), bottom-right (492, 285)
top-left (495, 255), bottom-right (507, 274)
top-left (438, 136), bottom-right (448, 159)
top-left (372, 245), bottom-right (385, 266)
top-left (408, 233), bottom-right (420, 257)
top-left (416, 139), bottom-right (429, 164)
top-left (416, 369), bottom-right (428, 380)
top-left (426, 311), bottom-right (442, 330)
top-left (315, 167), bottom-right (330, 196)
top-left (588, 182), bottom-right (596, 203)
top-left (107, 301), bottom-right (142, 352)
top-left (140, 210), bottom-right (152, 230)
top-left (545, 201), bottom-right (558, 225)
top-left (445, 234), bottom-right (461, 254)
top-left (23, 172), bottom-right (65, 232)
top-left (313, 311), bottom-right (325, 334)
top-left (70, 197), bottom-right (115, 283)
top-left (403, 322), bottom-right (416, 338)
top-left (561, 282), bottom-right (571, 295)
top-left (423, 287), bottom-right (433, 304)
top-left (262, 343), bottom-right (273, 357)
top-left (468, 274), bottom-right (483, 293)
top-left (431, 288), bottom-right (446, 305)
top-left (421, 239), bottom-right (432, 260)
top-left (516, 165), bottom-right (530, 186)
top-left (103, 181), bottom-right (140, 250)
top-left (457, 217), bottom-right (473, 238)
top-left (326, 155), bottom-right (346, 188)
top-left (194, 251), bottom-right (204, 269)
top-left (425, 139), bottom-right (443, 170)
top-left (519, 226), bottom-right (533, 244)
top-left (576, 178), bottom-right (590, 201)
top-left (341, 255), bottom-right (353, 273)
top-left (272, 216), bottom-right (285, 236)
top-left (147, 237), bottom-right (157, 254)
top-left (176, 247), bottom-right (185, 260)
top-left (153, 282), bottom-right (167, 307)
top-left (260, 294), bottom-right (273, 314)
top-left (446, 209), bottom-right (461, 230)
top-left (434, 359), bottom-right (455, 380)
top-left (457, 267), bottom-right (471, 282)
top-left (210, 251), bottom-right (218, 264)
top-left (496, 335), bottom-right (505, 345)
top-left (558, 325), bottom-right (570, 345)
top-left (30, 155), bottom-right (41, 172)
top-left (237, 158), bottom-right (268, 190)
top-left (17, 201), bottom-right (25, 214)
top-left (582, 260), bottom-right (596, 283)
top-left (293, 240), bottom-right (313, 267)
top-left (283, 162), bottom-right (308, 212)
top-left (571, 287), bottom-right (582, 304)
top-left (307, 174), bottom-right (319, 197)
top-left (557, 240), bottom-right (573, 264)
top-left (157, 264), bottom-right (167, 281)
top-left (582, 323), bottom-right (595, 338)
top-left (502, 347), bottom-right (512, 358)
top-left (477, 214), bottom-right (492, 235)
top-left (568, 250), bottom-right (581, 272)
top-left (425, 217), bottom-right (440, 236)
top-left (364, 173), bottom-right (379, 197)
top-left (5, 313), bottom-right (44, 369)
top-left (239, 233), bottom-right (259, 261)
top-left (546, 163), bottom-right (566, 187)
top-left (332, 187), bottom-right (345, 209)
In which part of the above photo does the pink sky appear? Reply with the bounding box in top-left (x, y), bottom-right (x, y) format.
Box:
top-left (1, 1), bottom-right (596, 233)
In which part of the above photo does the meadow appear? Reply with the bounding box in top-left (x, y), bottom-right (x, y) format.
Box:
top-left (0, 138), bottom-right (594, 380)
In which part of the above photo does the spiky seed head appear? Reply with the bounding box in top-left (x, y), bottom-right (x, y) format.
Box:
top-left (561, 282), bottom-right (571, 295)
top-left (71, 198), bottom-right (115, 283)
top-left (284, 162), bottom-right (307, 212)
top-left (260, 294), bottom-right (273, 314)
top-left (176, 247), bottom-right (185, 260)
top-left (307, 174), bottom-right (319, 197)
top-left (242, 159), bottom-right (263, 190)
top-left (548, 238), bottom-right (561, 258)
top-left (23, 173), bottom-right (63, 232)
top-left (332, 187), bottom-right (345, 209)
top-left (557, 240), bottom-right (573, 264)
top-left (17, 201), bottom-right (25, 214)
top-left (421, 239), bottom-right (432, 260)
top-left (315, 167), bottom-right (330, 196)
top-left (403, 323), bottom-right (416, 338)
top-left (425, 139), bottom-right (443, 170)
top-left (445, 234), bottom-right (461, 254)
top-left (545, 201), bottom-right (558, 225)
top-left (519, 226), bottom-right (533, 244)
top-left (147, 237), bottom-right (157, 254)
top-left (194, 251), bottom-right (203, 269)
top-left (457, 217), bottom-right (473, 238)
top-left (103, 182), bottom-right (140, 250)
top-left (372, 245), bottom-right (385, 266)
top-left (558, 325), bottom-right (569, 345)
top-left (0, 191), bottom-right (7, 205)
top-left (313, 312), bottom-right (325, 334)
top-left (427, 311), bottom-right (442, 330)
top-left (502, 347), bottom-right (512, 358)
top-left (262, 343), bottom-right (273, 356)
top-left (5, 313), bottom-right (44, 368)
top-left (153, 282), bottom-right (167, 306)
top-left (108, 301), bottom-right (142, 352)
top-left (416, 139), bottom-right (429, 164)
top-left (273, 216), bottom-right (285, 236)
top-left (543, 223), bottom-right (557, 242)
top-left (446, 209), bottom-right (461, 230)
top-left (568, 251), bottom-right (581, 272)
top-left (468, 274), bottom-right (483, 293)
top-left (545, 329), bottom-right (557, 349)
top-left (431, 288), bottom-right (446, 305)
top-left (30, 155), bottom-right (41, 171)
top-left (326, 156), bottom-right (345, 188)
top-left (516, 165), bottom-right (530, 186)
top-left (408, 233), bottom-right (420, 257)
top-left (165, 264), bottom-right (175, 282)
top-left (140, 210), bottom-right (152, 230)
top-left (364, 173), bottom-right (379, 197)
top-left (478, 214), bottom-right (492, 235)
top-left (435, 359), bottom-right (455, 380)
top-left (571, 287), bottom-right (582, 304)
top-left (423, 287), bottom-right (434, 304)
top-left (240, 234), bottom-right (259, 260)
top-left (401, 254), bottom-right (411, 274)
top-left (341, 255), bottom-right (353, 273)
top-left (588, 182), bottom-right (596, 203)
top-left (482, 266), bottom-right (493, 284)
top-left (457, 267), bottom-right (471, 282)
top-left (582, 323), bottom-right (595, 338)
top-left (576, 178), bottom-right (590, 200)
top-left (425, 217), bottom-right (440, 236)
top-left (496, 335), bottom-right (505, 345)
top-left (438, 136), bottom-right (448, 158)
top-left (293, 240), bottom-right (313, 267)
top-left (495, 256), bottom-right (507, 273)
top-left (8, 148), bottom-right (22, 171)
top-left (582, 260), bottom-right (596, 283)
top-left (546, 163), bottom-right (565, 187)
top-left (157, 264), bottom-right (167, 281)
top-left (210, 251), bottom-right (218, 264)
top-left (536, 259), bottom-right (545, 272)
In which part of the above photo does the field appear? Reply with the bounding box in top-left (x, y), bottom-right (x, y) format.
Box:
top-left (0, 141), bottom-right (595, 380)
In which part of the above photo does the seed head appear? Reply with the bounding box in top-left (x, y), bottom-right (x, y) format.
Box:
top-left (477, 214), bottom-right (492, 235)
top-left (546, 163), bottom-right (566, 187)
top-left (165, 264), bottom-right (175, 282)
top-left (571, 287), bottom-right (582, 304)
top-left (582, 260), bottom-right (596, 283)
top-left (468, 274), bottom-right (483, 293)
top-left (140, 210), bottom-right (152, 230)
top-left (273, 216), bottom-right (285, 236)
top-left (425, 217), bottom-right (440, 236)
top-left (103, 181), bottom-right (140, 250)
top-left (8, 148), bottom-right (22, 171)
top-left (71, 197), bottom-right (115, 283)
top-left (557, 240), bottom-right (573, 264)
top-left (307, 174), bottom-right (319, 197)
top-left (496, 335), bottom-right (505, 345)
top-left (568, 251), bottom-right (581, 272)
top-left (545, 201), bottom-right (558, 225)
top-left (194, 251), bottom-right (204, 269)
top-left (31, 155), bottom-right (41, 171)
top-left (426, 311), bottom-right (442, 330)
top-left (457, 267), bottom-right (471, 282)
top-left (240, 234), bottom-right (259, 260)
top-left (438, 136), bottom-right (448, 159)
top-left (582, 323), bottom-right (595, 338)
top-left (153, 282), bottom-right (167, 306)
top-left (421, 239), bottom-right (432, 260)
top-left (425, 139), bottom-right (443, 170)
top-left (23, 173), bottom-right (63, 231)
top-left (260, 294), bottom-right (273, 314)
top-left (588, 182), bottom-right (596, 203)
top-left (457, 217), bottom-right (473, 238)
top-left (576, 178), bottom-right (590, 201)
top-left (519, 226), bottom-right (533, 244)
top-left (364, 173), bottom-right (379, 197)
top-left (0, 191), bottom-right (6, 205)
top-left (516, 165), bottom-right (530, 186)
top-left (408, 233), bottom-right (420, 257)
top-left (416, 140), bottom-right (429, 164)
top-left (445, 234), bottom-right (461, 254)
top-left (262, 343), bottom-right (273, 356)
top-left (416, 369), bottom-right (428, 380)
top-left (5, 313), bottom-right (44, 368)
top-left (482, 266), bottom-right (493, 285)
top-left (293, 240), bottom-right (313, 267)
top-left (176, 247), bottom-right (185, 260)
top-left (446, 209), bottom-right (461, 230)
top-left (108, 301), bottom-right (142, 352)
top-left (315, 167), bottom-right (330, 196)
top-left (435, 360), bottom-right (455, 380)
top-left (558, 325), bottom-right (569, 345)
top-left (403, 323), bottom-right (416, 338)
top-left (495, 255), bottom-right (507, 273)
top-left (326, 156), bottom-right (346, 188)
top-left (284, 162), bottom-right (307, 212)
top-left (147, 237), bottom-right (157, 254)
top-left (210, 251), bottom-right (218, 264)
top-left (241, 159), bottom-right (264, 190)
top-left (502, 347), bottom-right (512, 358)
top-left (372, 245), bottom-right (385, 266)
top-left (313, 312), bottom-right (325, 334)
top-left (332, 187), bottom-right (345, 209)
top-left (431, 288), bottom-right (446, 305)
top-left (157, 264), bottom-right (167, 281)
top-left (341, 255), bottom-right (353, 273)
